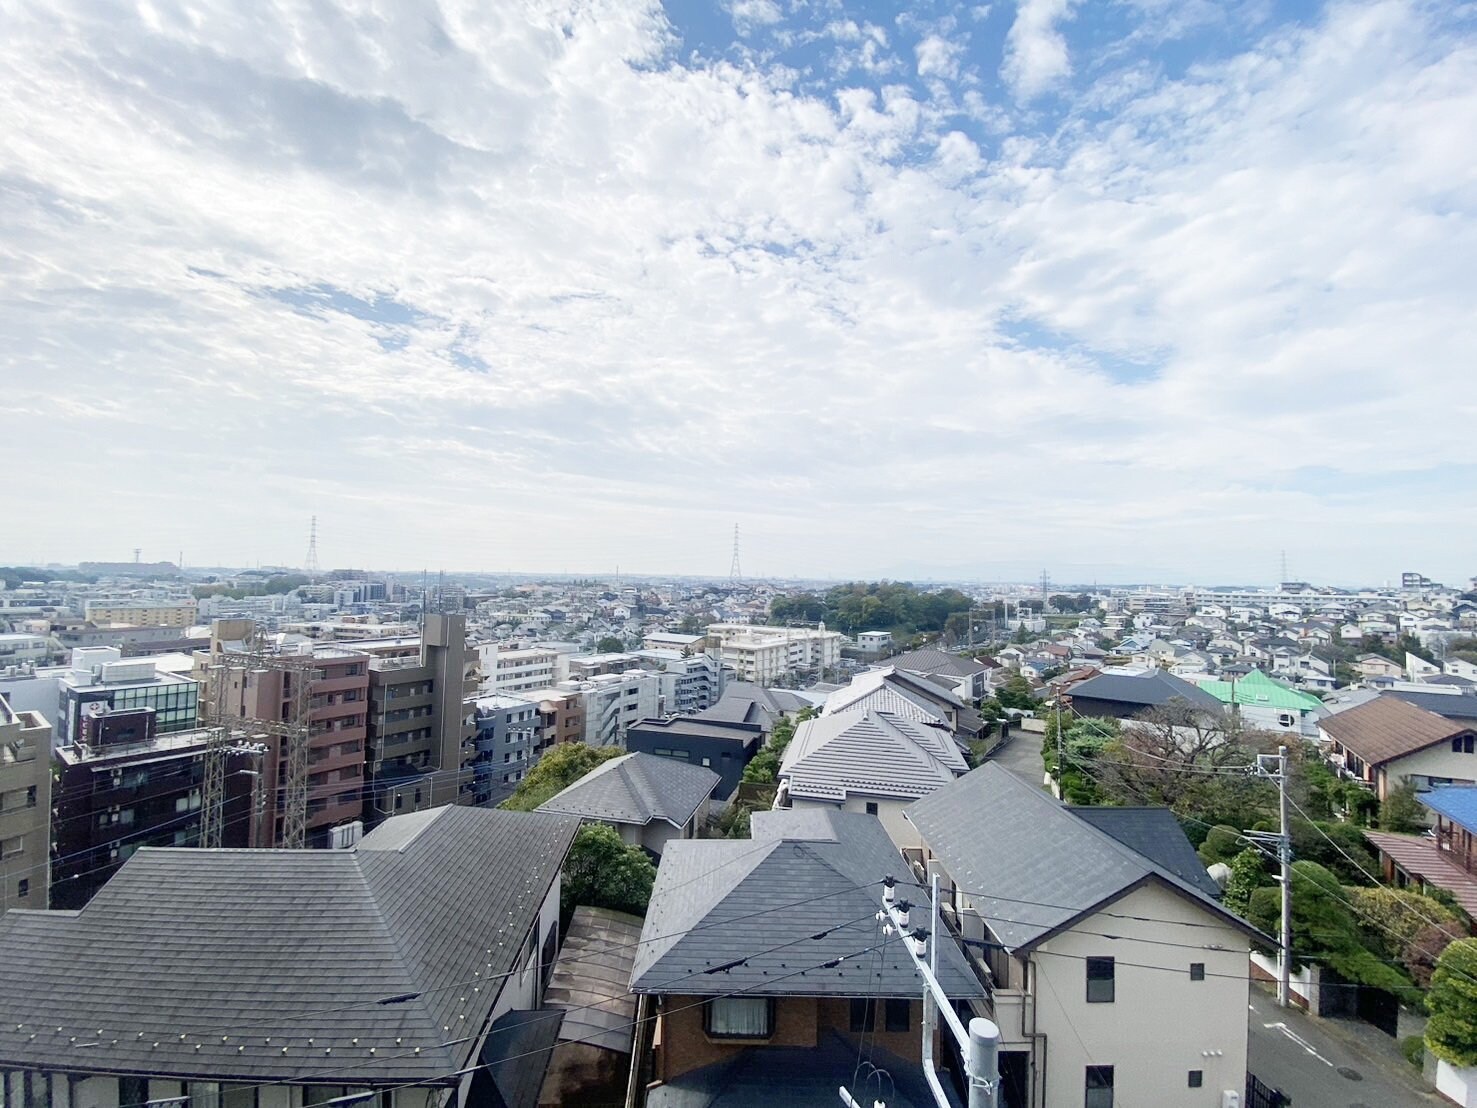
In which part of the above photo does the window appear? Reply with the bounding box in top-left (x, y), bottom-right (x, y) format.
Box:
top-left (849, 998), bottom-right (875, 1032)
top-left (1085, 1065), bottom-right (1114, 1108)
top-left (1190, 962), bottom-right (1205, 981)
top-left (1188, 1070), bottom-right (1203, 1088)
top-left (704, 997), bottom-right (773, 1039)
top-left (1086, 957), bottom-right (1115, 1003)
top-left (119, 1075), bottom-right (149, 1108)
top-left (884, 998), bottom-right (911, 1032)
top-left (18, 878), bottom-right (28, 898)
top-left (865, 801), bottom-right (879, 816)
top-left (0, 836), bottom-right (22, 858)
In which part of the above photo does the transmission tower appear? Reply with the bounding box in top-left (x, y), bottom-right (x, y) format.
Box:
top-left (204, 625), bottom-right (315, 848)
top-left (304, 515), bottom-right (321, 581)
top-left (729, 525), bottom-right (742, 582)
top-left (1040, 568), bottom-right (1051, 599)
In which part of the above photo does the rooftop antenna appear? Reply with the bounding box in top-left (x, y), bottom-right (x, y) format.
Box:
top-left (133, 548), bottom-right (141, 564)
top-left (304, 516), bottom-right (321, 582)
top-left (729, 524), bottom-right (742, 583)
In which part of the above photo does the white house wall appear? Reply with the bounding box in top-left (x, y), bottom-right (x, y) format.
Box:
top-left (1031, 882), bottom-right (1250, 1108)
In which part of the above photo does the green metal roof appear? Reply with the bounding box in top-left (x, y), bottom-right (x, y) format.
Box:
top-left (1199, 670), bottom-right (1323, 712)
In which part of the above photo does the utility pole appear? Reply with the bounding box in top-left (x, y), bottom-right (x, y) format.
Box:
top-left (1249, 746), bottom-right (1292, 1007)
top-left (842, 876), bottom-right (999, 1108)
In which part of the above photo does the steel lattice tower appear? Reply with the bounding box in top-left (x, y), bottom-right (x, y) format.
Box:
top-left (304, 515), bottom-right (320, 581)
top-left (729, 524), bottom-right (742, 582)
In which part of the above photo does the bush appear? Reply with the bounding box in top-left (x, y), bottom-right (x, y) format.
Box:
top-left (1401, 1034), bottom-right (1425, 1068)
top-left (1223, 848), bottom-right (1270, 918)
top-left (1346, 885), bottom-right (1461, 960)
top-left (1198, 825), bottom-right (1244, 866)
top-left (501, 743), bottom-right (626, 811)
top-left (1380, 778), bottom-right (1426, 834)
top-left (561, 824), bottom-right (656, 918)
top-left (1427, 939), bottom-right (1477, 1067)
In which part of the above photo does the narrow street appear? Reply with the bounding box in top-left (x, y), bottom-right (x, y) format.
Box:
top-left (985, 727), bottom-right (1049, 789)
top-left (1248, 990), bottom-right (1438, 1108)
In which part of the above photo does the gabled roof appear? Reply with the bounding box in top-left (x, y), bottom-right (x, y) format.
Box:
top-left (1065, 669), bottom-right (1223, 713)
top-left (539, 752), bottom-right (719, 829)
top-left (0, 806), bottom-right (579, 1082)
top-left (630, 809), bottom-right (982, 999)
top-left (1388, 690), bottom-right (1477, 722)
top-left (1068, 807), bottom-right (1222, 898)
top-left (886, 648), bottom-right (987, 679)
top-left (905, 764), bottom-right (1258, 952)
top-left (1319, 695), bottom-right (1469, 765)
top-left (823, 667), bottom-right (962, 723)
top-left (779, 710), bottom-right (966, 804)
top-left (1197, 669), bottom-right (1324, 713)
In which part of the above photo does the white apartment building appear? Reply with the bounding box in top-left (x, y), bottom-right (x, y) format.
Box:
top-left (706, 623), bottom-right (842, 685)
top-left (566, 671), bottom-right (663, 747)
top-left (477, 644), bottom-right (561, 695)
top-left (0, 634), bottom-right (49, 670)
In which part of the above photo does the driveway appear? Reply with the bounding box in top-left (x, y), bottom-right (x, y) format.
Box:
top-left (1248, 989), bottom-right (1439, 1107)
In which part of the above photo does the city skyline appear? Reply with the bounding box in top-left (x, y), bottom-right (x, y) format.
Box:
top-left (4, 1), bottom-right (1474, 582)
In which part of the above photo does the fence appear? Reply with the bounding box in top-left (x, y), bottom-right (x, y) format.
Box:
top-left (1246, 1072), bottom-right (1290, 1108)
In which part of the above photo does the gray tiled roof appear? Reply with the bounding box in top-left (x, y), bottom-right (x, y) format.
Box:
top-left (1068, 807), bottom-right (1223, 899)
top-left (887, 649), bottom-right (987, 679)
top-left (906, 764), bottom-right (1256, 951)
top-left (538, 752), bottom-right (720, 829)
top-left (779, 710), bottom-right (966, 804)
top-left (0, 805), bottom-right (579, 1083)
top-left (629, 809), bottom-right (983, 999)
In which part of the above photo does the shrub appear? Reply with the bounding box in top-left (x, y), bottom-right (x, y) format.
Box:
top-left (1427, 939), bottom-right (1477, 1067)
top-left (1401, 1034), bottom-right (1424, 1068)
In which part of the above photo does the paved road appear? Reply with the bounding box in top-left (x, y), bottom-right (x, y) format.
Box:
top-left (1248, 990), bottom-right (1438, 1108)
top-left (985, 728), bottom-right (1049, 789)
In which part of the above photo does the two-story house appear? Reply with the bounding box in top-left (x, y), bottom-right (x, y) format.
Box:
top-left (1319, 695), bottom-right (1477, 803)
top-left (537, 750), bottom-right (719, 856)
top-left (629, 808), bottom-right (984, 1105)
top-left (0, 805), bottom-right (580, 1108)
top-left (1363, 785), bottom-right (1477, 922)
top-left (903, 764), bottom-right (1263, 1108)
top-left (774, 709), bottom-right (967, 847)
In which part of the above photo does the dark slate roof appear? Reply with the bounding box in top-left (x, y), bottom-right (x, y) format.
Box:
top-left (1068, 807), bottom-right (1223, 898)
top-left (1065, 669), bottom-right (1223, 713)
top-left (1388, 690), bottom-right (1477, 722)
top-left (905, 764), bottom-right (1259, 951)
top-left (698, 683), bottom-right (810, 728)
top-left (0, 805), bottom-right (580, 1082)
top-left (630, 809), bottom-right (983, 999)
top-left (887, 649), bottom-right (987, 679)
top-left (538, 752), bottom-right (720, 829)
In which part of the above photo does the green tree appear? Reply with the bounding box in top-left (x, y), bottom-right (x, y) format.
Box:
top-left (995, 677), bottom-right (1039, 712)
top-left (595, 636), bottom-right (627, 654)
top-left (1427, 939), bottom-right (1477, 1067)
top-left (501, 743), bottom-right (626, 811)
top-left (1222, 848), bottom-right (1270, 918)
top-left (1198, 826), bottom-right (1245, 867)
top-left (1405, 922), bottom-right (1468, 989)
top-left (1346, 886), bottom-right (1462, 960)
top-left (678, 615), bottom-right (709, 634)
top-left (742, 748), bottom-right (781, 785)
top-left (1379, 778), bottom-right (1426, 833)
top-left (561, 824), bottom-right (656, 917)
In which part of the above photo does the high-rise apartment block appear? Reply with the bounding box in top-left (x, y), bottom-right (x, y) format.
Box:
top-left (477, 644), bottom-right (561, 695)
top-left (467, 694), bottom-right (539, 806)
top-left (0, 695), bottom-right (50, 911)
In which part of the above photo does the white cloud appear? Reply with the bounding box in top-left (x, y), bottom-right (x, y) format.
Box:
top-left (0, 0), bottom-right (1473, 582)
top-left (915, 33), bottom-right (965, 80)
top-left (1002, 0), bottom-right (1077, 101)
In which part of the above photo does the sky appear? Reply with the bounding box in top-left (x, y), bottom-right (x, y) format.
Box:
top-left (1, 0), bottom-right (1474, 586)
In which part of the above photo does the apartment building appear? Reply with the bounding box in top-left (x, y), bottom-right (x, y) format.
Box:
top-left (477, 643), bottom-right (561, 695)
top-left (52, 718), bottom-right (255, 909)
top-left (0, 695), bottom-right (51, 911)
top-left (706, 622), bottom-right (842, 684)
top-left (83, 600), bottom-right (197, 628)
top-left (638, 649), bottom-right (724, 714)
top-left (362, 614), bottom-right (477, 822)
top-left (467, 694), bottom-right (539, 806)
top-left (568, 670), bottom-right (663, 747)
top-left (196, 623), bottom-right (370, 848)
top-left (0, 633), bottom-right (50, 669)
top-left (522, 686), bottom-right (586, 753)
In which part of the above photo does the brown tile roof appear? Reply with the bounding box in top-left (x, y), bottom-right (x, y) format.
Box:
top-left (1320, 695), bottom-right (1467, 765)
top-left (1364, 830), bottom-right (1477, 920)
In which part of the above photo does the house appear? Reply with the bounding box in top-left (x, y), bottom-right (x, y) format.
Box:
top-left (885, 648), bottom-right (992, 701)
top-left (1319, 696), bottom-right (1477, 804)
top-left (1063, 668), bottom-right (1225, 722)
top-left (904, 764), bottom-right (1263, 1108)
top-left (0, 805), bottom-right (579, 1108)
top-left (538, 751), bottom-right (719, 856)
top-left (1195, 670), bottom-right (1327, 737)
top-left (629, 808), bottom-right (984, 1106)
top-left (823, 666), bottom-right (983, 743)
top-left (624, 717), bottom-right (761, 799)
top-left (1363, 785), bottom-right (1477, 922)
top-left (775, 709), bottom-right (968, 847)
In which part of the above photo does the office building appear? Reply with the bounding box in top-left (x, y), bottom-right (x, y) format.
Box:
top-left (56, 650), bottom-right (200, 747)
